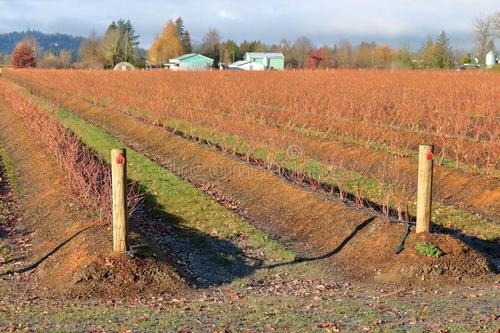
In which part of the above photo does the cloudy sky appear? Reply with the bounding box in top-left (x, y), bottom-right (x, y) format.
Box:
top-left (0, 0), bottom-right (498, 49)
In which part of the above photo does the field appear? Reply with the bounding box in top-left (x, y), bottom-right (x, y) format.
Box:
top-left (0, 69), bottom-right (499, 331)
top-left (6, 69), bottom-right (499, 233)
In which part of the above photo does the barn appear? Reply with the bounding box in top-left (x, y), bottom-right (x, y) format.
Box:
top-left (168, 53), bottom-right (214, 71)
top-left (244, 52), bottom-right (285, 70)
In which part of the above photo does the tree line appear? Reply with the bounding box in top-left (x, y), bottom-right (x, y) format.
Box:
top-left (5, 12), bottom-right (499, 70)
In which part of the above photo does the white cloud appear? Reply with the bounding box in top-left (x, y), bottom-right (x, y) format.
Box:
top-left (218, 10), bottom-right (239, 21)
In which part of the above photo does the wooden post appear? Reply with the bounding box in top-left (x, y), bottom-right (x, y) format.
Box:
top-left (111, 149), bottom-right (128, 253)
top-left (416, 144), bottom-right (434, 234)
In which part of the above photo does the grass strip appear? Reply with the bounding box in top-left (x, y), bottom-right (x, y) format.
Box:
top-left (0, 147), bottom-right (17, 194)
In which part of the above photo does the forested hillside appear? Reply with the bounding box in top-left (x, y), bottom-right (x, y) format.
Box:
top-left (0, 30), bottom-right (83, 54)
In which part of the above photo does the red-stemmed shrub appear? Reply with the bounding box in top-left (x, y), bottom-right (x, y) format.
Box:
top-left (11, 44), bottom-right (36, 68)
top-left (0, 81), bottom-right (142, 223)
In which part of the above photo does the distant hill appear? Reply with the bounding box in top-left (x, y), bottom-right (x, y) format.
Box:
top-left (0, 30), bottom-right (84, 55)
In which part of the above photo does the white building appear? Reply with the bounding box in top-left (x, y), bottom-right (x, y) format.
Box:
top-left (485, 50), bottom-right (496, 68)
top-left (244, 52), bottom-right (285, 70)
top-left (228, 60), bottom-right (266, 71)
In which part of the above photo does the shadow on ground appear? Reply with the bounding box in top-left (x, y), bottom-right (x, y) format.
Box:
top-left (132, 183), bottom-right (500, 287)
top-left (129, 187), bottom-right (265, 288)
top-left (264, 216), bottom-right (376, 270)
top-left (435, 225), bottom-right (500, 273)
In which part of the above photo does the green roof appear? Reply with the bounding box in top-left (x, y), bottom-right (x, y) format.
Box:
top-left (173, 53), bottom-right (214, 62)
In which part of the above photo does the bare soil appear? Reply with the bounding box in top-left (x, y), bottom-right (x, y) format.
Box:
top-left (333, 223), bottom-right (493, 285)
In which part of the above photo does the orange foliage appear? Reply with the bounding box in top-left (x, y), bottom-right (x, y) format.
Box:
top-left (5, 69), bottom-right (498, 221)
top-left (8, 69), bottom-right (498, 170)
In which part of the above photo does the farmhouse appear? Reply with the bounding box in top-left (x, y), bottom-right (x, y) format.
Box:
top-left (244, 52), bottom-right (285, 70)
top-left (168, 53), bottom-right (214, 71)
top-left (228, 60), bottom-right (266, 71)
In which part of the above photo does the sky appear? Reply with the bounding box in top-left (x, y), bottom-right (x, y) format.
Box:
top-left (0, 0), bottom-right (498, 49)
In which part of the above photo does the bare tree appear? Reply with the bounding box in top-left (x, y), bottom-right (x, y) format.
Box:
top-left (18, 37), bottom-right (41, 60)
top-left (79, 32), bottom-right (103, 65)
top-left (474, 16), bottom-right (495, 62)
top-left (493, 12), bottom-right (500, 38)
top-left (292, 36), bottom-right (313, 68)
top-left (201, 29), bottom-right (221, 65)
top-left (337, 39), bottom-right (353, 68)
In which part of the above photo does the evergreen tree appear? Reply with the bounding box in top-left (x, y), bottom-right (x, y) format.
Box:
top-left (175, 18), bottom-right (184, 37)
top-left (181, 30), bottom-right (193, 54)
top-left (122, 19), bottom-right (140, 48)
top-left (219, 40), bottom-right (239, 64)
top-left (434, 31), bottom-right (455, 68)
top-left (175, 17), bottom-right (193, 54)
top-left (239, 40), bottom-right (266, 55)
top-left (117, 19), bottom-right (140, 63)
top-left (102, 19), bottom-right (140, 67)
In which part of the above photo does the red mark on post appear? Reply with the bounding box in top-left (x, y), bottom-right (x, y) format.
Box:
top-left (426, 151), bottom-right (434, 161)
top-left (116, 153), bottom-right (125, 165)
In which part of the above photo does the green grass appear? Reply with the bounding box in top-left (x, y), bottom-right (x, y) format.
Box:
top-left (0, 147), bottom-right (15, 269)
top-left (0, 147), bottom-right (17, 193)
top-left (40, 101), bottom-right (294, 264)
top-left (416, 242), bottom-right (443, 258)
